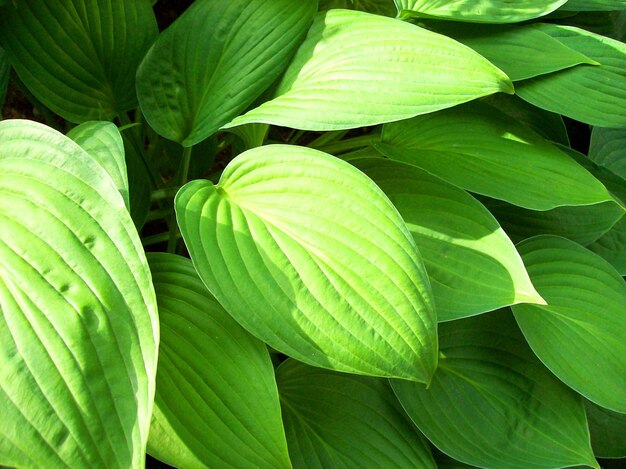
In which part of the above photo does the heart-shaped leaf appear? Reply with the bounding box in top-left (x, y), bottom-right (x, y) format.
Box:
top-left (276, 359), bottom-right (436, 469)
top-left (376, 102), bottom-right (612, 210)
top-left (394, 0), bottom-right (567, 23)
top-left (147, 253), bottom-right (291, 469)
top-left (176, 144), bottom-right (437, 382)
top-left (0, 120), bottom-right (158, 468)
top-left (352, 158), bottom-right (544, 321)
top-left (589, 127), bottom-right (626, 181)
top-left (137, 0), bottom-right (316, 146)
top-left (584, 400), bottom-right (626, 458)
top-left (225, 9), bottom-right (513, 131)
top-left (512, 235), bottom-right (626, 413)
top-left (392, 311), bottom-right (598, 469)
top-left (0, 0), bottom-right (158, 123)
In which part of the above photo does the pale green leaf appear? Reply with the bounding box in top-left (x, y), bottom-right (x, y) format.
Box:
top-left (225, 10), bottom-right (513, 131)
top-left (512, 235), bottom-right (626, 413)
top-left (137, 0), bottom-right (317, 146)
top-left (589, 126), bottom-right (626, 181)
top-left (276, 359), bottom-right (436, 469)
top-left (587, 216), bottom-right (626, 275)
top-left (175, 144), bottom-right (437, 382)
top-left (584, 399), bottom-right (626, 458)
top-left (146, 253), bottom-right (291, 469)
top-left (395, 0), bottom-right (567, 23)
top-left (353, 158), bottom-right (544, 322)
top-left (0, 120), bottom-right (158, 468)
top-left (319, 0), bottom-right (397, 16)
top-left (0, 0), bottom-right (157, 123)
top-left (561, 0), bottom-right (626, 11)
top-left (516, 24), bottom-right (626, 127)
top-left (392, 311), bottom-right (598, 469)
top-left (377, 102), bottom-right (612, 210)
top-left (67, 121), bottom-right (129, 209)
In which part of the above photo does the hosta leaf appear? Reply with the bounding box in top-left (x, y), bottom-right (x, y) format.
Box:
top-left (0, 120), bottom-right (158, 468)
top-left (352, 158), bottom-right (544, 322)
top-left (137, 0), bottom-right (316, 147)
top-left (561, 0), bottom-right (626, 11)
top-left (587, 216), bottom-right (626, 275)
top-left (0, 46), bottom-right (8, 116)
top-left (392, 311), bottom-right (597, 469)
top-left (589, 127), bottom-right (626, 181)
top-left (584, 400), bottom-right (626, 458)
top-left (512, 235), bottom-right (626, 413)
top-left (516, 24), bottom-right (626, 127)
top-left (0, 0), bottom-right (157, 123)
top-left (395, 0), bottom-right (567, 23)
top-left (276, 359), bottom-right (436, 469)
top-left (175, 144), bottom-right (437, 382)
top-left (225, 10), bottom-right (513, 131)
top-left (121, 131), bottom-right (152, 230)
top-left (377, 102), bottom-right (612, 210)
top-left (319, 0), bottom-right (397, 16)
top-left (67, 121), bottom-right (129, 209)
top-left (432, 23), bottom-right (597, 81)
top-left (146, 253), bottom-right (291, 469)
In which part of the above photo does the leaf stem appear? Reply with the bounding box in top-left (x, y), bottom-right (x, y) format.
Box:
top-left (167, 145), bottom-right (193, 253)
top-left (312, 134), bottom-right (379, 154)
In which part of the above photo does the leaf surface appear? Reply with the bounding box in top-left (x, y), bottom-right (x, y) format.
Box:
top-left (587, 216), bottom-right (626, 275)
top-left (276, 359), bottom-right (436, 469)
top-left (584, 400), bottom-right (626, 458)
top-left (226, 10), bottom-right (512, 131)
top-left (353, 158), bottom-right (543, 322)
top-left (392, 311), bottom-right (597, 469)
top-left (561, 0), bottom-right (626, 11)
top-left (589, 126), bottom-right (626, 181)
top-left (0, 0), bottom-right (157, 123)
top-left (512, 235), bottom-right (626, 413)
top-left (175, 144), bottom-right (437, 382)
top-left (147, 253), bottom-right (291, 469)
top-left (0, 120), bottom-right (158, 468)
top-left (0, 46), bottom-right (8, 115)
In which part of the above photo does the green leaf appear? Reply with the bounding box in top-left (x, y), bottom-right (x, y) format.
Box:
top-left (584, 399), bottom-right (626, 458)
top-left (0, 120), bottom-right (158, 468)
top-left (225, 10), bottom-right (513, 131)
top-left (395, 0), bottom-right (567, 23)
top-left (121, 131), bottom-right (152, 231)
top-left (0, 0), bottom-right (157, 123)
top-left (352, 158), bottom-right (544, 322)
top-left (175, 144), bottom-right (437, 382)
top-left (146, 253), bottom-right (291, 469)
top-left (319, 0), bottom-right (397, 16)
top-left (0, 46), bottom-right (8, 116)
top-left (516, 24), bottom-right (626, 127)
top-left (376, 102), bottom-right (612, 210)
top-left (561, 0), bottom-right (626, 11)
top-left (67, 121), bottom-right (129, 209)
top-left (276, 359), bottom-right (436, 469)
top-left (589, 127), bottom-right (626, 181)
top-left (392, 311), bottom-right (598, 469)
top-left (587, 216), bottom-right (626, 275)
top-left (431, 23), bottom-right (597, 81)
top-left (512, 235), bottom-right (626, 413)
top-left (136, 0), bottom-right (317, 147)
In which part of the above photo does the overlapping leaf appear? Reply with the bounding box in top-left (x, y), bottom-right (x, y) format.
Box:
top-left (516, 24), bottom-right (626, 127)
top-left (353, 158), bottom-right (544, 322)
top-left (147, 253), bottom-right (291, 469)
top-left (394, 0), bottom-right (567, 23)
top-left (512, 236), bottom-right (626, 413)
top-left (0, 120), bottom-right (158, 468)
top-left (175, 145), bottom-right (437, 382)
top-left (225, 10), bottom-right (513, 131)
top-left (137, 0), bottom-right (317, 146)
top-left (392, 311), bottom-right (598, 469)
top-left (584, 400), bottom-right (626, 458)
top-left (587, 217), bottom-right (626, 275)
top-left (561, 0), bottom-right (626, 11)
top-left (276, 359), bottom-right (436, 468)
top-left (0, 0), bottom-right (158, 123)
top-left (589, 127), bottom-right (626, 181)
top-left (319, 0), bottom-right (397, 16)
top-left (376, 102), bottom-right (612, 210)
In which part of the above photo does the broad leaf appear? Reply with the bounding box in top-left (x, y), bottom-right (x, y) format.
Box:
top-left (0, 120), bottom-right (158, 468)
top-left (392, 311), bottom-right (598, 469)
top-left (276, 359), bottom-right (436, 468)
top-left (175, 145), bottom-right (438, 382)
top-left (561, 0), bottom-right (626, 11)
top-left (587, 216), bottom-right (626, 275)
top-left (319, 0), bottom-right (397, 16)
top-left (0, 0), bottom-right (157, 123)
top-left (377, 102), bottom-right (612, 210)
top-left (512, 235), bottom-right (626, 413)
top-left (147, 253), bottom-right (291, 469)
top-left (394, 0), bottom-right (567, 23)
top-left (584, 400), bottom-right (626, 458)
top-left (0, 46), bottom-right (8, 116)
top-left (225, 10), bottom-right (513, 131)
top-left (589, 127), bottom-right (626, 181)
top-left (68, 121), bottom-right (129, 209)
top-left (516, 24), bottom-right (626, 127)
top-left (137, 0), bottom-right (316, 147)
top-left (353, 158), bottom-right (544, 322)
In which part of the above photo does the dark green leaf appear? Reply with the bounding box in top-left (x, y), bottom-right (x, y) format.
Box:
top-left (0, 46), bottom-right (8, 116)
top-left (585, 399), bottom-right (626, 458)
top-left (587, 216), bottom-right (626, 275)
top-left (589, 127), bottom-right (626, 181)
top-left (561, 0), bottom-right (626, 11)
